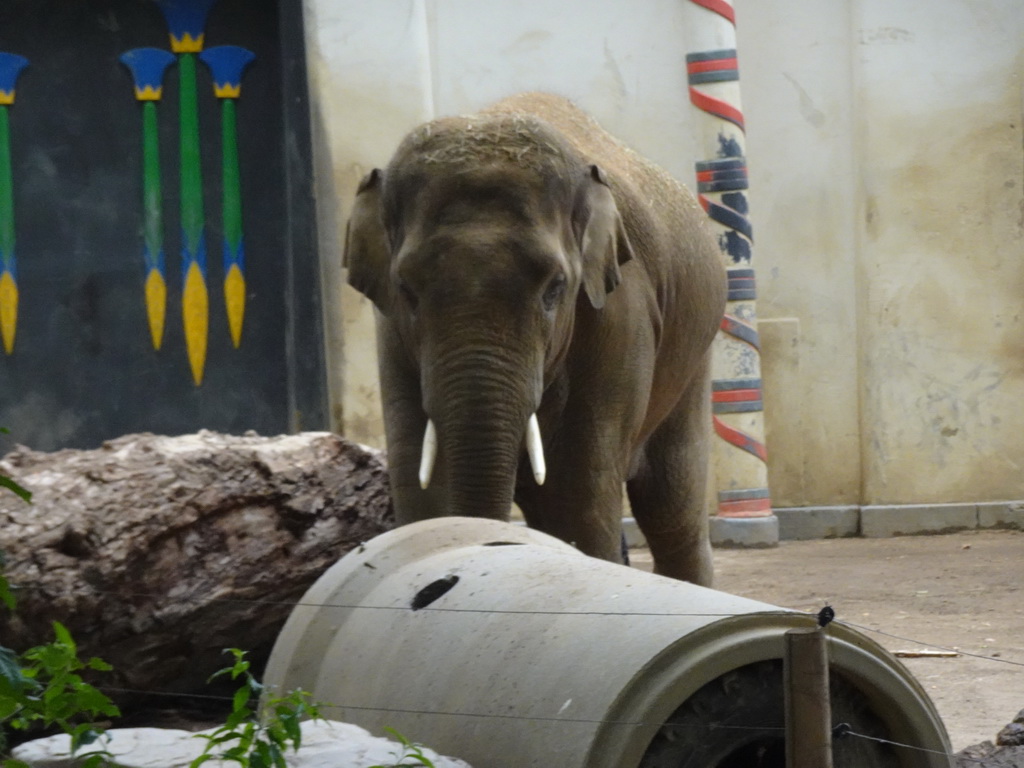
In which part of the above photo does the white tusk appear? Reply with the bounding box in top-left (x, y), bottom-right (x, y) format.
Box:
top-left (419, 420), bottom-right (437, 489)
top-left (526, 413), bottom-right (546, 485)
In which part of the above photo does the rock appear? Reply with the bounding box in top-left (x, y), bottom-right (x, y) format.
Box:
top-left (11, 720), bottom-right (475, 768)
top-left (0, 431), bottom-right (393, 701)
top-left (277, 721), bottom-right (473, 768)
top-left (956, 740), bottom-right (1024, 767)
top-left (957, 710), bottom-right (1024, 767)
top-left (999, 723), bottom-right (1024, 748)
top-left (12, 727), bottom-right (202, 768)
top-left (998, 710), bottom-right (1024, 747)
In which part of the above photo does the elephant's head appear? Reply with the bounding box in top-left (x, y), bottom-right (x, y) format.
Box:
top-left (343, 113), bottom-right (634, 518)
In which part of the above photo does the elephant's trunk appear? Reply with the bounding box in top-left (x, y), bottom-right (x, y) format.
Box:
top-left (420, 413), bottom-right (545, 489)
top-left (444, 432), bottom-right (519, 518)
top-left (424, 343), bottom-right (541, 519)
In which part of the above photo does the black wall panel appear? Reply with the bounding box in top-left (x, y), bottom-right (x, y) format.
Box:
top-left (0, 0), bottom-right (326, 451)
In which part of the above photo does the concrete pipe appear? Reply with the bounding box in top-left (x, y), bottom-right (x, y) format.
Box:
top-left (264, 517), bottom-right (952, 768)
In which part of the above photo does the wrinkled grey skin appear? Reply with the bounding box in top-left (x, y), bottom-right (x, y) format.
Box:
top-left (344, 93), bottom-right (726, 584)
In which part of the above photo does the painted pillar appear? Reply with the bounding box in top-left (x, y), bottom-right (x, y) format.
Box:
top-left (685, 0), bottom-right (778, 546)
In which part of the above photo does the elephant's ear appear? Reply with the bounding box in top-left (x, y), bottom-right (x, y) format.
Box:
top-left (578, 164), bottom-right (634, 310)
top-left (343, 168), bottom-right (392, 312)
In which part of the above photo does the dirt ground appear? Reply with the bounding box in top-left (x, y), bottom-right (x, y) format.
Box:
top-left (633, 528), bottom-right (1023, 752)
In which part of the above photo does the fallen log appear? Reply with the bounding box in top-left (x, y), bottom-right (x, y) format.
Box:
top-left (0, 431), bottom-right (393, 703)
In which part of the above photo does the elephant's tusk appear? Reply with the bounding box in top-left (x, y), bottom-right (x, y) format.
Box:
top-left (526, 413), bottom-right (546, 485)
top-left (419, 420), bottom-right (437, 489)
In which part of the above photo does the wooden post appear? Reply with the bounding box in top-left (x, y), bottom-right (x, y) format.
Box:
top-left (785, 627), bottom-right (833, 768)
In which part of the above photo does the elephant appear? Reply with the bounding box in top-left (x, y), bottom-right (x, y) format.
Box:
top-left (343, 92), bottom-right (726, 585)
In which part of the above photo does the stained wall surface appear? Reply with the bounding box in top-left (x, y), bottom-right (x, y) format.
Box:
top-left (739, 0), bottom-right (1023, 506)
top-left (304, 0), bottom-right (1024, 509)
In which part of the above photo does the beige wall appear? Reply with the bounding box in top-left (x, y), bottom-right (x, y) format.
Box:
top-left (303, 0), bottom-right (1024, 508)
top-left (739, 0), bottom-right (1023, 506)
top-left (302, 0), bottom-right (433, 445)
top-left (737, 3), bottom-right (861, 507)
top-left (856, 2), bottom-right (1023, 505)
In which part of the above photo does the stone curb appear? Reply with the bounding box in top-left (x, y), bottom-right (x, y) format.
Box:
top-left (622, 500), bottom-right (1023, 547)
top-left (708, 515), bottom-right (780, 548)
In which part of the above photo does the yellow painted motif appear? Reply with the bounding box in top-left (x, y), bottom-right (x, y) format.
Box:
top-left (182, 261), bottom-right (208, 385)
top-left (212, 83), bottom-right (242, 99)
top-left (145, 269), bottom-right (167, 351)
top-left (224, 263), bottom-right (245, 348)
top-left (0, 90), bottom-right (14, 106)
top-left (0, 270), bottom-right (17, 354)
top-left (134, 85), bottom-right (164, 101)
top-left (170, 33), bottom-right (204, 53)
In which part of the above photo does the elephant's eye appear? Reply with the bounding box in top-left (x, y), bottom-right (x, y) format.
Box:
top-left (542, 274), bottom-right (567, 312)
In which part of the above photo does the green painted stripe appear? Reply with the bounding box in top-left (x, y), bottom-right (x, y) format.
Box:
top-left (221, 99), bottom-right (242, 255)
top-left (142, 101), bottom-right (162, 268)
top-left (0, 107), bottom-right (13, 266)
top-left (179, 52), bottom-right (204, 262)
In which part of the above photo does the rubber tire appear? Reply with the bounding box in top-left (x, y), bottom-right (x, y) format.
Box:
top-left (639, 659), bottom-right (902, 768)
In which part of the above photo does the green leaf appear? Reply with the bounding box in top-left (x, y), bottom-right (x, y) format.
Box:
top-left (87, 657), bottom-right (113, 672)
top-left (0, 645), bottom-right (31, 692)
top-left (206, 667), bottom-right (231, 684)
top-left (277, 709), bottom-right (301, 748)
top-left (228, 649), bottom-right (250, 676)
top-left (262, 727), bottom-right (283, 749)
top-left (201, 732), bottom-right (241, 747)
top-left (0, 697), bottom-right (22, 720)
top-left (51, 622), bottom-right (76, 653)
top-left (0, 575), bottom-right (16, 612)
top-left (222, 744), bottom-right (249, 759)
top-left (269, 741), bottom-right (286, 768)
top-left (28, 638), bottom-right (75, 673)
top-left (232, 685), bottom-right (252, 713)
top-left (69, 724), bottom-right (106, 753)
top-left (223, 704), bottom-right (253, 730)
top-left (72, 683), bottom-right (119, 718)
top-left (252, 740), bottom-right (274, 768)
top-left (0, 474), bottom-right (32, 503)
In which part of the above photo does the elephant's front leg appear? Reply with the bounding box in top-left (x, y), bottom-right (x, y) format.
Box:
top-left (515, 427), bottom-right (629, 565)
top-left (626, 369), bottom-right (714, 586)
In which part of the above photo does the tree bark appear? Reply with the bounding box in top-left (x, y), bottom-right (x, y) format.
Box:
top-left (0, 431), bottom-right (393, 703)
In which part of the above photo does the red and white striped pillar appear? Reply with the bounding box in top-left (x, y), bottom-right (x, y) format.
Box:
top-left (686, 0), bottom-right (778, 546)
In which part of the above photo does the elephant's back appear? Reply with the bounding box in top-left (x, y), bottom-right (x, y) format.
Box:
top-left (482, 92), bottom-right (706, 240)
